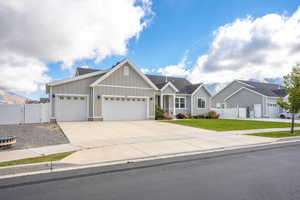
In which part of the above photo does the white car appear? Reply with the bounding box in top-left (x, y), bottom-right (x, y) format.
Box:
top-left (279, 111), bottom-right (300, 119)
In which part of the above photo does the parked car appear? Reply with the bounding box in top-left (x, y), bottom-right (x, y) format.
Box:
top-left (279, 111), bottom-right (300, 119)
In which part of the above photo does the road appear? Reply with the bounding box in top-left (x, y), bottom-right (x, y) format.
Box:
top-left (1, 142), bottom-right (300, 200)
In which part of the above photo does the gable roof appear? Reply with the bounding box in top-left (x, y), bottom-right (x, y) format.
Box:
top-left (75, 68), bottom-right (103, 76)
top-left (90, 59), bottom-right (158, 90)
top-left (145, 74), bottom-right (200, 94)
top-left (48, 59), bottom-right (208, 95)
top-left (238, 80), bottom-right (287, 97)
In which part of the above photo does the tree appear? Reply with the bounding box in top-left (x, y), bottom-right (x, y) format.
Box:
top-left (278, 66), bottom-right (300, 134)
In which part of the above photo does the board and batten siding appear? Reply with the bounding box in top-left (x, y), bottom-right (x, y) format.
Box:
top-left (101, 64), bottom-right (152, 88)
top-left (161, 85), bottom-right (176, 94)
top-left (225, 88), bottom-right (263, 113)
top-left (175, 95), bottom-right (191, 115)
top-left (191, 87), bottom-right (211, 115)
top-left (51, 75), bottom-right (102, 118)
top-left (211, 81), bottom-right (244, 108)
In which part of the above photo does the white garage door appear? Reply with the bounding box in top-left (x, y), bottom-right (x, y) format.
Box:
top-left (55, 95), bottom-right (88, 122)
top-left (268, 103), bottom-right (279, 118)
top-left (102, 96), bottom-right (147, 120)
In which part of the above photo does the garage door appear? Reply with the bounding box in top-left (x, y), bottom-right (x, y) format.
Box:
top-left (55, 95), bottom-right (88, 122)
top-left (268, 103), bottom-right (279, 118)
top-left (102, 96), bottom-right (147, 120)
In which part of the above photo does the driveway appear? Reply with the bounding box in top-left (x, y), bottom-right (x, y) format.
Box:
top-left (58, 121), bottom-right (275, 165)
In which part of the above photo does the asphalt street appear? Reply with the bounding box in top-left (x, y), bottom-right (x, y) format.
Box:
top-left (1, 142), bottom-right (300, 200)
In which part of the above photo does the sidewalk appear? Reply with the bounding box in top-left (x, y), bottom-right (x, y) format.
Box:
top-left (0, 144), bottom-right (80, 163)
top-left (221, 127), bottom-right (300, 135)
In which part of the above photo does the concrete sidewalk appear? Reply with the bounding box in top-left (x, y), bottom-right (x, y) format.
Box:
top-left (221, 127), bottom-right (300, 135)
top-left (0, 144), bottom-right (80, 163)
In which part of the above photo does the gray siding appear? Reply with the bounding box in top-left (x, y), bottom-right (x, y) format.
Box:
top-left (225, 88), bottom-right (263, 113)
top-left (94, 86), bottom-right (155, 118)
top-left (175, 95), bottom-right (191, 115)
top-left (101, 63), bottom-right (152, 88)
top-left (211, 81), bottom-right (244, 108)
top-left (51, 75), bottom-right (102, 118)
top-left (161, 85), bottom-right (176, 94)
top-left (192, 87), bottom-right (211, 115)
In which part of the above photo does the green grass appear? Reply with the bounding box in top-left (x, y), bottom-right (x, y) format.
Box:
top-left (163, 119), bottom-right (300, 131)
top-left (0, 151), bottom-right (74, 168)
top-left (248, 130), bottom-right (300, 138)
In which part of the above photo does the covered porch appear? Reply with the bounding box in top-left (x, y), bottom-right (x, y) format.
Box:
top-left (155, 94), bottom-right (175, 115)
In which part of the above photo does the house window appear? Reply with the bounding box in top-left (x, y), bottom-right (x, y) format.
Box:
top-left (124, 66), bottom-right (129, 76)
top-left (197, 98), bottom-right (206, 108)
top-left (175, 97), bottom-right (185, 109)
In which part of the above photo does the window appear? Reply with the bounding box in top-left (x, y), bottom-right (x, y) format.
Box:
top-left (175, 97), bottom-right (185, 109)
top-left (197, 98), bottom-right (206, 108)
top-left (123, 66), bottom-right (129, 76)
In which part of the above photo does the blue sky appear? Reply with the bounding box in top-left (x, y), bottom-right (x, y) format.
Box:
top-left (1, 0), bottom-right (300, 100)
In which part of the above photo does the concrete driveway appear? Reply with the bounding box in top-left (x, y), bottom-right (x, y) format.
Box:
top-left (58, 121), bottom-right (275, 165)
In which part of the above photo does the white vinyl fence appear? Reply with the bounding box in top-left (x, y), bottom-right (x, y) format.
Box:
top-left (0, 103), bottom-right (50, 125)
top-left (212, 108), bottom-right (246, 119)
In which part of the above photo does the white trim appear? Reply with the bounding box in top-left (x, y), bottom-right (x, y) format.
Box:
top-left (90, 59), bottom-right (158, 90)
top-left (49, 87), bottom-right (53, 118)
top-left (212, 80), bottom-right (255, 99)
top-left (175, 96), bottom-right (186, 109)
top-left (47, 70), bottom-right (106, 87)
top-left (160, 81), bottom-right (179, 93)
top-left (196, 97), bottom-right (207, 109)
top-left (55, 93), bottom-right (89, 120)
top-left (224, 87), bottom-right (266, 101)
top-left (92, 87), bottom-right (95, 118)
top-left (55, 93), bottom-right (89, 97)
top-left (97, 84), bottom-right (153, 90)
top-left (191, 83), bottom-right (212, 97)
top-left (173, 94), bottom-right (176, 114)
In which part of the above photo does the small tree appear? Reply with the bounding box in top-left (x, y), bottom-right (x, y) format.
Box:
top-left (278, 66), bottom-right (300, 134)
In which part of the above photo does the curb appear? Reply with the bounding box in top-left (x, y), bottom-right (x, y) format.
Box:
top-left (0, 140), bottom-right (300, 189)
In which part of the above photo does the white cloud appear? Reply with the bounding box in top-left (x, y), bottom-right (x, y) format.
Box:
top-left (157, 53), bottom-right (190, 77)
top-left (0, 0), bottom-right (152, 93)
top-left (188, 7), bottom-right (300, 90)
top-left (0, 53), bottom-right (50, 93)
top-left (157, 7), bottom-right (300, 93)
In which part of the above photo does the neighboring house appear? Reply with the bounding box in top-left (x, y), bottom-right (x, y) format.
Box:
top-left (46, 59), bottom-right (212, 122)
top-left (211, 80), bottom-right (287, 118)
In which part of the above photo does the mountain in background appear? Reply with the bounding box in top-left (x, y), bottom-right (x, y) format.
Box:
top-left (0, 88), bottom-right (29, 104)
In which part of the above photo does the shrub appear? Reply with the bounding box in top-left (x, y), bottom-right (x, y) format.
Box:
top-left (163, 112), bottom-right (173, 120)
top-left (192, 114), bottom-right (205, 119)
top-left (176, 112), bottom-right (190, 119)
top-left (207, 111), bottom-right (220, 119)
top-left (155, 106), bottom-right (164, 120)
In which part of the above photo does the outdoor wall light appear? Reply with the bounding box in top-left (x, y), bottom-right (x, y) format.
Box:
top-left (97, 95), bottom-right (101, 99)
top-left (150, 97), bottom-right (153, 101)
top-left (52, 94), bottom-right (55, 98)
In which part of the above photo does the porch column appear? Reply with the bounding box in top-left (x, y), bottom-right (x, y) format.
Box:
top-left (160, 94), bottom-right (164, 109)
top-left (173, 94), bottom-right (176, 115)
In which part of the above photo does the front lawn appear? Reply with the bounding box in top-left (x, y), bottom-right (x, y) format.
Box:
top-left (248, 130), bottom-right (300, 138)
top-left (0, 151), bottom-right (74, 168)
top-left (164, 119), bottom-right (300, 131)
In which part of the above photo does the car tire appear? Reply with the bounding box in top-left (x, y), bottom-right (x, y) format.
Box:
top-left (280, 114), bottom-right (286, 119)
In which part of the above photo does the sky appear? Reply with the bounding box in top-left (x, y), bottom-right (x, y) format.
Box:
top-left (0, 0), bottom-right (300, 99)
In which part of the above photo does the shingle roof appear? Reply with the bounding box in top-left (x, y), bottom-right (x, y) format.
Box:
top-left (145, 74), bottom-right (200, 94)
top-left (75, 67), bottom-right (203, 94)
top-left (75, 68), bottom-right (102, 76)
top-left (238, 80), bottom-right (287, 97)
